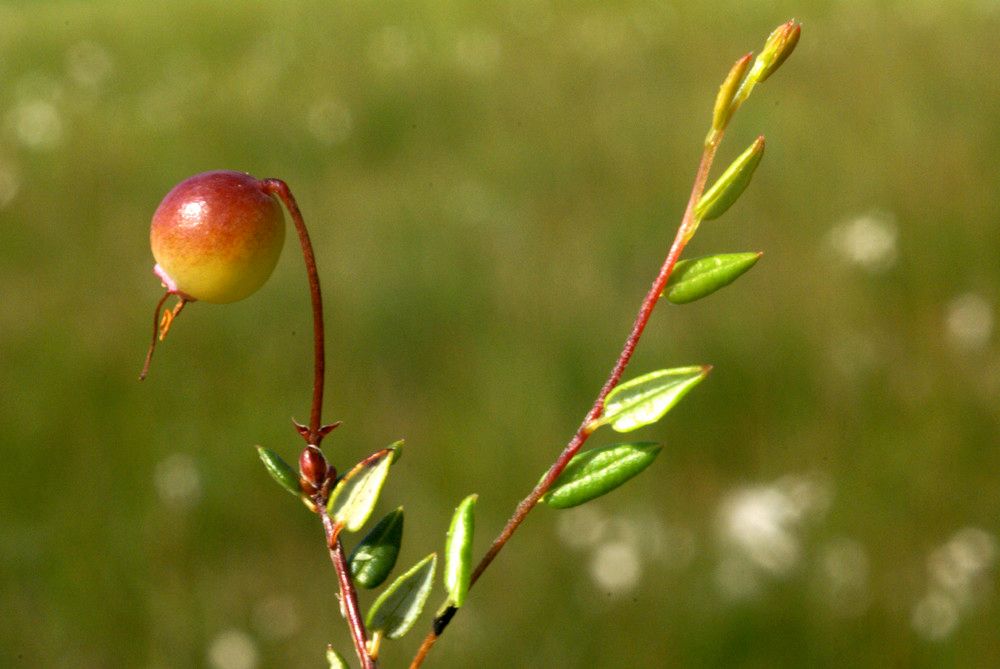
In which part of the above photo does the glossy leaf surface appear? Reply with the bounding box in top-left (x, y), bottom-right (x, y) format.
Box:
top-left (443, 495), bottom-right (477, 608)
top-left (663, 252), bottom-right (761, 304)
top-left (366, 553), bottom-right (437, 640)
top-left (542, 443), bottom-right (662, 509)
top-left (256, 446), bottom-right (300, 496)
top-left (349, 507), bottom-right (405, 589)
top-left (596, 366), bottom-right (710, 433)
top-left (328, 448), bottom-right (395, 532)
top-left (695, 136), bottom-right (765, 221)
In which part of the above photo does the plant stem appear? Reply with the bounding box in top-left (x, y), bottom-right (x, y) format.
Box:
top-left (260, 179), bottom-right (327, 446)
top-left (318, 499), bottom-right (377, 669)
top-left (409, 135), bottom-right (723, 669)
top-left (261, 179), bottom-right (374, 664)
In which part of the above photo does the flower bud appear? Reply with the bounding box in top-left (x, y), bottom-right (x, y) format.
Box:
top-left (712, 53), bottom-right (752, 133)
top-left (749, 19), bottom-right (801, 85)
top-left (299, 445), bottom-right (329, 492)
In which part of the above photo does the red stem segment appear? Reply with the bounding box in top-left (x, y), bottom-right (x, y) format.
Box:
top-left (319, 501), bottom-right (377, 669)
top-left (409, 139), bottom-right (722, 669)
top-left (260, 179), bottom-right (327, 445)
top-left (472, 141), bottom-right (719, 578)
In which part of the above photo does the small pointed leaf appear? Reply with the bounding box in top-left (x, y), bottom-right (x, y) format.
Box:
top-left (328, 448), bottom-right (394, 532)
top-left (326, 645), bottom-right (349, 669)
top-left (695, 136), bottom-right (765, 221)
top-left (350, 507), bottom-right (405, 589)
top-left (596, 367), bottom-right (710, 433)
top-left (256, 446), bottom-right (300, 496)
top-left (541, 443), bottom-right (662, 509)
top-left (663, 252), bottom-right (762, 304)
top-left (443, 495), bottom-right (477, 608)
top-left (366, 553), bottom-right (437, 640)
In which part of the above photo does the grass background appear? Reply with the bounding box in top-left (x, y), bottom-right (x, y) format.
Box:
top-left (2, 1), bottom-right (999, 667)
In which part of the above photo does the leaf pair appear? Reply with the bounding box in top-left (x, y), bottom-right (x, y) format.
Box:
top-left (543, 364), bottom-right (711, 509)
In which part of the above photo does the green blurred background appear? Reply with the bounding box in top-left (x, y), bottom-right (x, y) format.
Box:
top-left (3, 1), bottom-right (999, 667)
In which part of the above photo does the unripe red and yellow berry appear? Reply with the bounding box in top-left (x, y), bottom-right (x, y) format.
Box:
top-left (150, 170), bottom-right (285, 303)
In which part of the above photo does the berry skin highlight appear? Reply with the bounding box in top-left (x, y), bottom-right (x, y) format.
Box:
top-left (150, 170), bottom-right (285, 304)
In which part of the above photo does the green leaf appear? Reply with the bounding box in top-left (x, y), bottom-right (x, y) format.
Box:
top-left (366, 553), bottom-right (437, 640)
top-left (541, 443), bottom-right (662, 509)
top-left (349, 507), bottom-right (405, 589)
top-left (256, 446), bottom-right (300, 496)
top-left (663, 252), bottom-right (762, 305)
top-left (695, 136), bottom-right (765, 221)
top-left (595, 366), bottom-right (710, 433)
top-left (328, 448), bottom-right (395, 532)
top-left (443, 495), bottom-right (477, 608)
top-left (326, 645), bottom-right (349, 669)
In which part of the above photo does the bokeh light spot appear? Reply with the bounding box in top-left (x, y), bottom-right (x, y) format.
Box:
top-left (66, 41), bottom-right (113, 89)
top-left (454, 30), bottom-right (502, 75)
top-left (589, 541), bottom-right (642, 594)
top-left (153, 452), bottom-right (202, 510)
top-left (369, 26), bottom-right (414, 71)
top-left (7, 99), bottom-right (63, 149)
top-left (307, 98), bottom-right (353, 145)
top-left (251, 594), bottom-right (301, 641)
top-left (912, 592), bottom-right (960, 641)
top-left (826, 211), bottom-right (898, 273)
top-left (945, 292), bottom-right (994, 352)
top-left (716, 475), bottom-right (832, 598)
top-left (207, 629), bottom-right (259, 669)
top-left (556, 505), bottom-right (609, 550)
top-left (816, 537), bottom-right (871, 617)
top-left (0, 159), bottom-right (21, 209)
top-left (912, 527), bottom-right (997, 640)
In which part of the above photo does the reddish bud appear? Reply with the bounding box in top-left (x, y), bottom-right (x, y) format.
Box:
top-left (299, 445), bottom-right (329, 492)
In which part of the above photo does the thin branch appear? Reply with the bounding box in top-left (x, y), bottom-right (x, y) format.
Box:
top-left (409, 136), bottom-right (724, 669)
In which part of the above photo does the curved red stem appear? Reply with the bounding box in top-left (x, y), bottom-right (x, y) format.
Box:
top-left (260, 179), bottom-right (328, 446)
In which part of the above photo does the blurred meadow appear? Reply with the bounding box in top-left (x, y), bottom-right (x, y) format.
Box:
top-left (2, 1), bottom-right (1000, 667)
